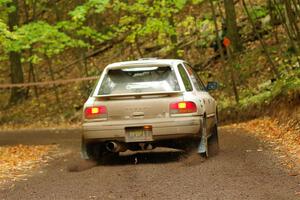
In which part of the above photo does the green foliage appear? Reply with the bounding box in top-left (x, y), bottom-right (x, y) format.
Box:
top-left (249, 6), bottom-right (268, 20)
top-left (177, 16), bottom-right (196, 36)
top-left (2, 21), bottom-right (86, 59)
top-left (174, 0), bottom-right (187, 9)
top-left (234, 67), bottom-right (300, 108)
top-left (69, 0), bottom-right (110, 22)
top-left (75, 25), bottom-right (115, 43)
top-left (0, 0), bottom-right (13, 14)
top-left (191, 0), bottom-right (205, 4)
top-left (0, 19), bottom-right (15, 41)
top-left (115, 0), bottom-right (188, 48)
top-left (195, 18), bottom-right (214, 47)
top-left (0, 0), bottom-right (12, 5)
top-left (240, 90), bottom-right (272, 107)
top-left (0, 0), bottom-right (191, 64)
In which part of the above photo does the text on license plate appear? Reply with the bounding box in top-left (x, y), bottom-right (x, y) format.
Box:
top-left (125, 127), bottom-right (153, 142)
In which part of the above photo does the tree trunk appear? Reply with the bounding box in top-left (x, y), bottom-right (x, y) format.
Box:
top-left (267, 0), bottom-right (279, 44)
top-left (135, 37), bottom-right (144, 58)
top-left (242, 0), bottom-right (280, 78)
top-left (24, 1), bottom-right (39, 99)
top-left (209, 0), bottom-right (225, 61)
top-left (226, 47), bottom-right (239, 104)
top-left (284, 0), bottom-right (300, 47)
top-left (47, 58), bottom-right (60, 104)
top-left (26, 49), bottom-right (39, 99)
top-left (272, 0), bottom-right (299, 53)
top-left (169, 17), bottom-right (179, 58)
top-left (8, 0), bottom-right (25, 104)
top-left (209, 0), bottom-right (227, 78)
top-left (224, 0), bottom-right (243, 52)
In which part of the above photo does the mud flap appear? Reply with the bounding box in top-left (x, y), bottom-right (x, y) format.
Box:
top-left (81, 140), bottom-right (90, 160)
top-left (198, 117), bottom-right (208, 156)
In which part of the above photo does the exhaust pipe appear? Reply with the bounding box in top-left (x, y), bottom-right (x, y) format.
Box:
top-left (105, 141), bottom-right (126, 152)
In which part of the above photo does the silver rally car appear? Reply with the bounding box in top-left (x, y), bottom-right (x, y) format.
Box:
top-left (82, 58), bottom-right (219, 160)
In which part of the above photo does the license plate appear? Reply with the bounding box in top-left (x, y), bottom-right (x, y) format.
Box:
top-left (125, 127), bottom-right (153, 142)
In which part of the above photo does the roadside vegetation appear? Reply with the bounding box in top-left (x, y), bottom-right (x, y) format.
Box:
top-left (0, 0), bottom-right (299, 128)
top-left (0, 144), bottom-right (59, 188)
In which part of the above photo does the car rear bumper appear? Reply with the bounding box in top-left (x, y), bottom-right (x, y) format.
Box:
top-left (82, 116), bottom-right (202, 142)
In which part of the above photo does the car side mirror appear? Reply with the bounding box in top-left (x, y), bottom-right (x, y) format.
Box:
top-left (206, 81), bottom-right (218, 91)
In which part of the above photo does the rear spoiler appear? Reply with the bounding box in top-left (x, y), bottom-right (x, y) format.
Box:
top-left (94, 91), bottom-right (183, 99)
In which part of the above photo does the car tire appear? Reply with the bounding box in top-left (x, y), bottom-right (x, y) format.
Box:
top-left (82, 142), bottom-right (102, 160)
top-left (208, 123), bottom-right (219, 157)
top-left (82, 141), bottom-right (120, 163)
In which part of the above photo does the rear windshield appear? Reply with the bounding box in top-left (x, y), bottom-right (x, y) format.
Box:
top-left (98, 66), bottom-right (180, 95)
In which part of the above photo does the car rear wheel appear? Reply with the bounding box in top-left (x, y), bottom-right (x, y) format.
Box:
top-left (82, 142), bottom-right (101, 160)
top-left (208, 123), bottom-right (219, 156)
top-left (82, 141), bottom-right (119, 162)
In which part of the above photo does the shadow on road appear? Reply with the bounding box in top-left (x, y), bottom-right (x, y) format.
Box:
top-left (67, 149), bottom-right (206, 172)
top-left (107, 151), bottom-right (185, 165)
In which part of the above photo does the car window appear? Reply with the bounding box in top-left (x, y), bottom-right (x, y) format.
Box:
top-left (184, 63), bottom-right (206, 91)
top-left (98, 66), bottom-right (180, 95)
top-left (178, 64), bottom-right (193, 92)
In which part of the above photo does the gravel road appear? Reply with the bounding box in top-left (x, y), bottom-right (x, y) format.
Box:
top-left (0, 127), bottom-right (299, 200)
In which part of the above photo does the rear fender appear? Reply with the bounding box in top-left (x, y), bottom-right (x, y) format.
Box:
top-left (182, 92), bottom-right (205, 116)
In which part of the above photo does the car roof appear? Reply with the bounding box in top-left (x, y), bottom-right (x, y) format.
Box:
top-left (106, 59), bottom-right (184, 70)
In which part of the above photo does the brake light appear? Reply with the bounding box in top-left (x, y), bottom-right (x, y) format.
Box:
top-left (84, 106), bottom-right (107, 119)
top-left (170, 101), bottom-right (197, 114)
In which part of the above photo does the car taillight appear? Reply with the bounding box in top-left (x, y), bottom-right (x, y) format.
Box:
top-left (84, 106), bottom-right (107, 119)
top-left (170, 101), bottom-right (197, 114)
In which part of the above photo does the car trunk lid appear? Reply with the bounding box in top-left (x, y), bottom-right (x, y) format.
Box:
top-left (94, 92), bottom-right (183, 120)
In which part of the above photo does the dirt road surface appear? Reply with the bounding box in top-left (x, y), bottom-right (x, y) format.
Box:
top-left (0, 127), bottom-right (299, 200)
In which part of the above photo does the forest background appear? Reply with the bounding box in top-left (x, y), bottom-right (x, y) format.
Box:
top-left (0, 0), bottom-right (299, 128)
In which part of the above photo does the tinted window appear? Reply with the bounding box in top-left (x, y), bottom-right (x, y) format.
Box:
top-left (178, 64), bottom-right (193, 91)
top-left (98, 66), bottom-right (180, 95)
top-left (184, 63), bottom-right (206, 91)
